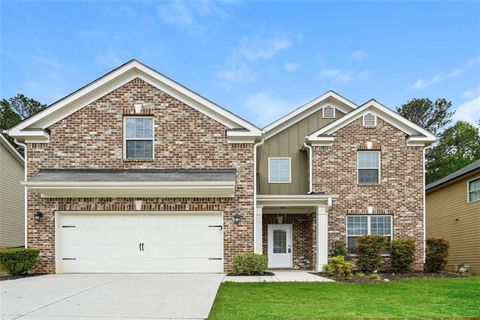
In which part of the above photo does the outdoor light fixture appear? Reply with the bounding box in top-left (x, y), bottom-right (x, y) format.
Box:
top-left (34, 211), bottom-right (44, 222)
top-left (233, 214), bottom-right (241, 223)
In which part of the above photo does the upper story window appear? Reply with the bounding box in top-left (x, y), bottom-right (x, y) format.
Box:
top-left (268, 157), bottom-right (291, 183)
top-left (124, 117), bottom-right (154, 160)
top-left (468, 178), bottom-right (480, 202)
top-left (363, 113), bottom-right (377, 127)
top-left (322, 106), bottom-right (335, 119)
top-left (358, 151), bottom-right (380, 185)
top-left (347, 215), bottom-right (392, 254)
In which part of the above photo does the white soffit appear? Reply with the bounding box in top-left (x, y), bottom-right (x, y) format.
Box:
top-left (306, 100), bottom-right (436, 145)
top-left (262, 91), bottom-right (358, 140)
top-left (8, 60), bottom-right (261, 141)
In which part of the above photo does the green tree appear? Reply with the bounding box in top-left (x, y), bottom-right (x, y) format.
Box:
top-left (396, 98), bottom-right (454, 136)
top-left (0, 99), bottom-right (21, 130)
top-left (8, 94), bottom-right (47, 120)
top-left (426, 121), bottom-right (480, 183)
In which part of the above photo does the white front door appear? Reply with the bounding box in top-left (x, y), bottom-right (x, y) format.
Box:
top-left (56, 213), bottom-right (224, 273)
top-left (268, 224), bottom-right (292, 268)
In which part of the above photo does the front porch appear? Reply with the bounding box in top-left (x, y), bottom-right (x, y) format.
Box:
top-left (255, 195), bottom-right (336, 272)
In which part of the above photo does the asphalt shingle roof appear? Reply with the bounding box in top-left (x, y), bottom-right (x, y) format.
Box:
top-left (426, 160), bottom-right (480, 191)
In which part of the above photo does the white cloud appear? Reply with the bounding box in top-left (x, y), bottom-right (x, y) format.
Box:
top-left (156, 0), bottom-right (229, 34)
top-left (217, 64), bottom-right (258, 85)
top-left (467, 57), bottom-right (480, 66)
top-left (284, 62), bottom-right (300, 72)
top-left (411, 74), bottom-right (445, 90)
top-left (238, 34), bottom-right (292, 61)
top-left (453, 96), bottom-right (480, 125)
top-left (317, 69), bottom-right (372, 83)
top-left (96, 49), bottom-right (123, 67)
top-left (463, 86), bottom-right (480, 98)
top-left (350, 50), bottom-right (367, 62)
top-left (243, 92), bottom-right (295, 127)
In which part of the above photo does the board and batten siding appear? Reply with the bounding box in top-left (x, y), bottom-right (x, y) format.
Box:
top-left (426, 171), bottom-right (480, 275)
top-left (0, 141), bottom-right (25, 247)
top-left (258, 108), bottom-right (345, 195)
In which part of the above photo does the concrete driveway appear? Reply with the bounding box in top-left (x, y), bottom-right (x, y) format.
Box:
top-left (1, 273), bottom-right (225, 320)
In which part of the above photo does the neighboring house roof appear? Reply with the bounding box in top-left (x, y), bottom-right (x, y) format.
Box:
top-left (29, 168), bottom-right (236, 183)
top-left (306, 99), bottom-right (436, 146)
top-left (7, 60), bottom-right (261, 143)
top-left (0, 134), bottom-right (24, 165)
top-left (262, 90), bottom-right (358, 140)
top-left (426, 160), bottom-right (480, 192)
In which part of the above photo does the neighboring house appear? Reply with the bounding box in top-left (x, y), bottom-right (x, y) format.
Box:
top-left (6, 60), bottom-right (435, 274)
top-left (426, 160), bottom-right (480, 275)
top-left (0, 134), bottom-right (25, 247)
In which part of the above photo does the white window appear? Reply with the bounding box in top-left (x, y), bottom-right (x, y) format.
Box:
top-left (322, 106), bottom-right (335, 119)
top-left (347, 215), bottom-right (392, 254)
top-left (363, 113), bottom-right (377, 127)
top-left (358, 151), bottom-right (380, 184)
top-left (468, 178), bottom-right (480, 202)
top-left (124, 117), bottom-right (154, 159)
top-left (268, 157), bottom-right (291, 183)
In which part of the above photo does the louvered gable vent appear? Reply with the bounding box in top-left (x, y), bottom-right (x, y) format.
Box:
top-left (363, 113), bottom-right (377, 127)
top-left (322, 106), bottom-right (335, 119)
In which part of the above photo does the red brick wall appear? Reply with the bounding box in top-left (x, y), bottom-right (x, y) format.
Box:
top-left (312, 117), bottom-right (425, 269)
top-left (26, 78), bottom-right (254, 273)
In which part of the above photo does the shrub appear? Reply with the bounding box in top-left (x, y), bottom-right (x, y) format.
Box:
top-left (0, 248), bottom-right (40, 275)
top-left (232, 253), bottom-right (268, 275)
top-left (355, 272), bottom-right (366, 278)
top-left (425, 238), bottom-right (449, 272)
top-left (357, 235), bottom-right (387, 273)
top-left (390, 238), bottom-right (416, 272)
top-left (329, 240), bottom-right (349, 260)
top-left (368, 273), bottom-right (381, 281)
top-left (325, 256), bottom-right (353, 280)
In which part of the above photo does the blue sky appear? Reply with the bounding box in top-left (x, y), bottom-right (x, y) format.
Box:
top-left (1, 1), bottom-right (479, 127)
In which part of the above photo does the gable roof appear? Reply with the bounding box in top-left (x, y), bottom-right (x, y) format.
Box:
top-left (262, 90), bottom-right (358, 140)
top-left (306, 99), bottom-right (436, 146)
top-left (7, 60), bottom-right (261, 143)
top-left (426, 160), bottom-right (480, 192)
top-left (0, 134), bottom-right (24, 165)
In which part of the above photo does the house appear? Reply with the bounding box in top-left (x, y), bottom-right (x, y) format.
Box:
top-left (426, 160), bottom-right (480, 275)
top-left (6, 60), bottom-right (435, 274)
top-left (0, 134), bottom-right (25, 247)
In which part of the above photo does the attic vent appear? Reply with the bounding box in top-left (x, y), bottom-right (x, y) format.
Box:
top-left (363, 113), bottom-right (377, 127)
top-left (322, 106), bottom-right (335, 119)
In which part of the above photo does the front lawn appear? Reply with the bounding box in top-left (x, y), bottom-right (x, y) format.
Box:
top-left (209, 277), bottom-right (480, 319)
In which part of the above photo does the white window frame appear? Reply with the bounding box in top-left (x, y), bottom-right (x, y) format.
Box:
top-left (268, 157), bottom-right (291, 184)
top-left (123, 116), bottom-right (155, 160)
top-left (346, 215), bottom-right (393, 255)
top-left (322, 106), bottom-right (336, 119)
top-left (467, 177), bottom-right (480, 203)
top-left (357, 151), bottom-right (381, 185)
top-left (363, 113), bottom-right (377, 127)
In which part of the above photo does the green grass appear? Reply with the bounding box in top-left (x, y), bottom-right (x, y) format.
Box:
top-left (209, 277), bottom-right (480, 319)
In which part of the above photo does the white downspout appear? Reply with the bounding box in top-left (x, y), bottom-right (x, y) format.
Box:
top-left (12, 136), bottom-right (28, 249)
top-left (303, 142), bottom-right (313, 194)
top-left (253, 138), bottom-right (264, 253)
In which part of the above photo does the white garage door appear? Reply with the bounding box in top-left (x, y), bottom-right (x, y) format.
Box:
top-left (56, 213), bottom-right (224, 273)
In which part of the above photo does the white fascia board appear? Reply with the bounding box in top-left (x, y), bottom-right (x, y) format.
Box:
top-left (256, 194), bottom-right (338, 207)
top-left (262, 91), bottom-right (357, 140)
top-left (8, 60), bottom-right (261, 140)
top-left (306, 100), bottom-right (436, 144)
top-left (0, 134), bottom-right (24, 165)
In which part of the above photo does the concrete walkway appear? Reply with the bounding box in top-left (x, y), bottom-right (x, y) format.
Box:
top-left (223, 270), bottom-right (334, 282)
top-left (1, 273), bottom-right (224, 320)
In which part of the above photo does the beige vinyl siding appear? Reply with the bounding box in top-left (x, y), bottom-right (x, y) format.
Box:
top-left (426, 171), bottom-right (480, 275)
top-left (258, 108), bottom-right (345, 195)
top-left (0, 142), bottom-right (25, 247)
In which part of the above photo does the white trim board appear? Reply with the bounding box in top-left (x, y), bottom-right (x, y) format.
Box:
top-left (8, 60), bottom-right (261, 142)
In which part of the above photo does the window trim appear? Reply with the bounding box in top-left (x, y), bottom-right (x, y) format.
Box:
top-left (123, 116), bottom-right (155, 160)
top-left (357, 151), bottom-right (381, 185)
top-left (268, 157), bottom-right (292, 184)
top-left (345, 215), bottom-right (394, 256)
top-left (363, 113), bottom-right (377, 127)
top-left (467, 176), bottom-right (480, 203)
top-left (322, 106), bottom-right (336, 119)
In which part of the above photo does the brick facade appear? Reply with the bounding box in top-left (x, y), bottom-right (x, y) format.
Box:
top-left (26, 78), bottom-right (254, 273)
top-left (312, 117), bottom-right (425, 269)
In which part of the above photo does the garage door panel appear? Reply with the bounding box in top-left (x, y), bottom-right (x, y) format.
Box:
top-left (58, 213), bottom-right (224, 273)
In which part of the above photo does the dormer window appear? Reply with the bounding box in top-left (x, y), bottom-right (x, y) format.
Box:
top-left (363, 113), bottom-right (377, 127)
top-left (322, 106), bottom-right (335, 119)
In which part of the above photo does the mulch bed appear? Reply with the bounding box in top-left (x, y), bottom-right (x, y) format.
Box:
top-left (0, 273), bottom-right (44, 281)
top-left (317, 271), bottom-right (465, 283)
top-left (226, 271), bottom-right (276, 276)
